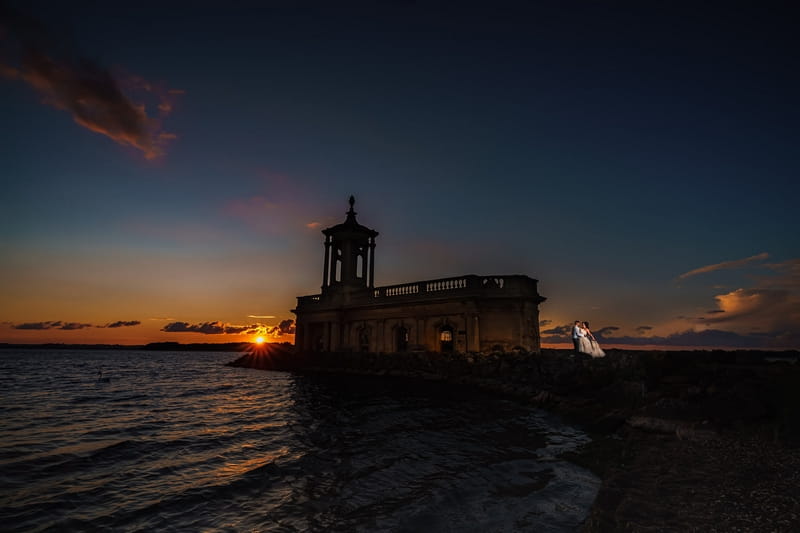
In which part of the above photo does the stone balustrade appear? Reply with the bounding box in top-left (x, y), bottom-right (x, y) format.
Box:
top-left (296, 274), bottom-right (540, 308)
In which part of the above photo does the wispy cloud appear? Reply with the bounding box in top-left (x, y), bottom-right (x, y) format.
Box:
top-left (248, 315), bottom-right (275, 319)
top-left (0, 5), bottom-right (181, 159)
top-left (678, 252), bottom-right (769, 280)
top-left (761, 259), bottom-right (800, 289)
top-left (221, 174), bottom-right (359, 238)
top-left (223, 195), bottom-right (326, 235)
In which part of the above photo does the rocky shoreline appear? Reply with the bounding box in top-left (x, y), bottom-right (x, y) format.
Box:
top-left (228, 347), bottom-right (800, 531)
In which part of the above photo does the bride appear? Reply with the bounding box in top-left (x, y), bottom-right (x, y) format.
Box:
top-left (578, 322), bottom-right (606, 357)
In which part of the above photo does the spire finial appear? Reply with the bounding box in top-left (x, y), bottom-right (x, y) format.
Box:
top-left (347, 195), bottom-right (356, 216)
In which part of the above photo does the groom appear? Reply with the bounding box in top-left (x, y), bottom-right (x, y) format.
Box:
top-left (571, 320), bottom-right (585, 353)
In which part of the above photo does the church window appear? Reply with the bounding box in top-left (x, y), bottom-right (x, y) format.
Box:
top-left (440, 326), bottom-right (454, 352)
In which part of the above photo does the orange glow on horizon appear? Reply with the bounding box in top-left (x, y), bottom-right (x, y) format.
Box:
top-left (255, 336), bottom-right (266, 344)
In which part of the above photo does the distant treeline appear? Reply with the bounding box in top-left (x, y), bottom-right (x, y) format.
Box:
top-left (0, 342), bottom-right (294, 352)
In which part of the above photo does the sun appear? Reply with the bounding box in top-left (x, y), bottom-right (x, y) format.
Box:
top-left (255, 336), bottom-right (266, 345)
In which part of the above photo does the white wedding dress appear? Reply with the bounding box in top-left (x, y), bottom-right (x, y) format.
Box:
top-left (578, 335), bottom-right (606, 358)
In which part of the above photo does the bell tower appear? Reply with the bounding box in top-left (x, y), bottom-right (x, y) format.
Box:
top-left (321, 196), bottom-right (378, 296)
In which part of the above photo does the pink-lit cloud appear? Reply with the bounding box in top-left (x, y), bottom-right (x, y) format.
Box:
top-left (0, 6), bottom-right (181, 159)
top-left (221, 169), bottom-right (357, 238)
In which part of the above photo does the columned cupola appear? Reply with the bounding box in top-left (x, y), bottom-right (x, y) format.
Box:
top-left (321, 196), bottom-right (379, 294)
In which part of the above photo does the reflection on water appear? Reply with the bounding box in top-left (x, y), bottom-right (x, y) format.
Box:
top-left (0, 350), bottom-right (599, 532)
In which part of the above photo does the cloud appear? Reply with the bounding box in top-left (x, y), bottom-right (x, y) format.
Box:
top-left (101, 320), bottom-right (141, 328)
top-left (12, 320), bottom-right (92, 330)
top-left (636, 325), bottom-right (653, 334)
top-left (248, 315), bottom-right (275, 319)
top-left (223, 195), bottom-right (318, 236)
top-left (161, 321), bottom-right (262, 335)
top-left (10, 319), bottom-right (140, 330)
top-left (667, 257), bottom-right (800, 348)
top-left (541, 323), bottom-right (572, 336)
top-left (0, 5), bottom-right (181, 159)
top-left (697, 288), bottom-right (800, 332)
top-left (267, 319), bottom-right (296, 337)
top-left (542, 322), bottom-right (620, 338)
top-left (678, 252), bottom-right (769, 280)
top-left (59, 322), bottom-right (93, 330)
top-left (594, 326), bottom-right (620, 338)
top-left (160, 318), bottom-right (296, 337)
top-left (12, 321), bottom-right (60, 330)
top-left (222, 324), bottom-right (261, 334)
top-left (539, 319), bottom-right (552, 327)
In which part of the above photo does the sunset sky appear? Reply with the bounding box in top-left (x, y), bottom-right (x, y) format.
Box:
top-left (1, 2), bottom-right (798, 349)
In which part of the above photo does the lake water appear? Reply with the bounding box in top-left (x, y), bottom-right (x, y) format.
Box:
top-left (0, 349), bottom-right (599, 532)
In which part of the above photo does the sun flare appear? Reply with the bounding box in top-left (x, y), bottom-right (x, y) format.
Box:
top-left (255, 336), bottom-right (265, 344)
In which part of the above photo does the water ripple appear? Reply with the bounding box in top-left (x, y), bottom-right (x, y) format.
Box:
top-left (0, 350), bottom-right (598, 532)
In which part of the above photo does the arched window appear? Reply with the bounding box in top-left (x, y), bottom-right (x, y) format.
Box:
top-left (440, 326), bottom-right (454, 353)
top-left (332, 248), bottom-right (342, 283)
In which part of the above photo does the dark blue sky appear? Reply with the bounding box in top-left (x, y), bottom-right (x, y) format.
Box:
top-left (1, 1), bottom-right (798, 347)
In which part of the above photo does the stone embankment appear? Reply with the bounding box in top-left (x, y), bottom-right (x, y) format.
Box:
top-left (228, 347), bottom-right (800, 531)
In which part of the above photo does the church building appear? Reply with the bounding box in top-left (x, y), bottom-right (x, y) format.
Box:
top-left (292, 197), bottom-right (546, 354)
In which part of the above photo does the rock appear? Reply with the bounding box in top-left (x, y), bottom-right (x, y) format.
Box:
top-left (627, 415), bottom-right (679, 434)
